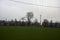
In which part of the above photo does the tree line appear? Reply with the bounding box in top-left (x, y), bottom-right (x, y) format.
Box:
top-left (0, 12), bottom-right (60, 28)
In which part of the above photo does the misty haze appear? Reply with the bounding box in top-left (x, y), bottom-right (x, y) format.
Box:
top-left (0, 0), bottom-right (60, 40)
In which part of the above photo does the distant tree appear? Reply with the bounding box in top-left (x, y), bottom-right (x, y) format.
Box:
top-left (26, 12), bottom-right (34, 25)
top-left (10, 19), bottom-right (14, 26)
top-left (15, 18), bottom-right (17, 22)
top-left (54, 22), bottom-right (58, 27)
top-left (21, 17), bottom-right (25, 22)
top-left (15, 18), bottom-right (17, 26)
top-left (42, 19), bottom-right (49, 27)
top-left (49, 20), bottom-right (53, 27)
top-left (34, 18), bottom-right (40, 26)
top-left (34, 18), bottom-right (38, 23)
top-left (0, 20), bottom-right (5, 26)
top-left (21, 17), bottom-right (25, 26)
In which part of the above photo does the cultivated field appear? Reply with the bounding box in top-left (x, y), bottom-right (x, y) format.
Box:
top-left (0, 26), bottom-right (60, 40)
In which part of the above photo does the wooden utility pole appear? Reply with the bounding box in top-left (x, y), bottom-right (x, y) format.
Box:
top-left (40, 15), bottom-right (42, 25)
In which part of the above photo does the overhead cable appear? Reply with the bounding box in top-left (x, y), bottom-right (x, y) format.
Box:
top-left (10, 0), bottom-right (60, 8)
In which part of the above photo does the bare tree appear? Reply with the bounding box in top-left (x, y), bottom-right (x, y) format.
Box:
top-left (21, 17), bottom-right (25, 22)
top-left (26, 12), bottom-right (34, 25)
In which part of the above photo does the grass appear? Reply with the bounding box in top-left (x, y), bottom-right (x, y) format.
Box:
top-left (0, 26), bottom-right (60, 40)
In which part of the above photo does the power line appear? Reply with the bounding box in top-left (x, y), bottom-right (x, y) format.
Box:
top-left (10, 0), bottom-right (60, 8)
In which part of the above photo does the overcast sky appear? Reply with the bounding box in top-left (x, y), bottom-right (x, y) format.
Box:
top-left (0, 0), bottom-right (60, 22)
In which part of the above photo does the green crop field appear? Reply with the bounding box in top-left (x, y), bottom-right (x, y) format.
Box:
top-left (0, 26), bottom-right (60, 40)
